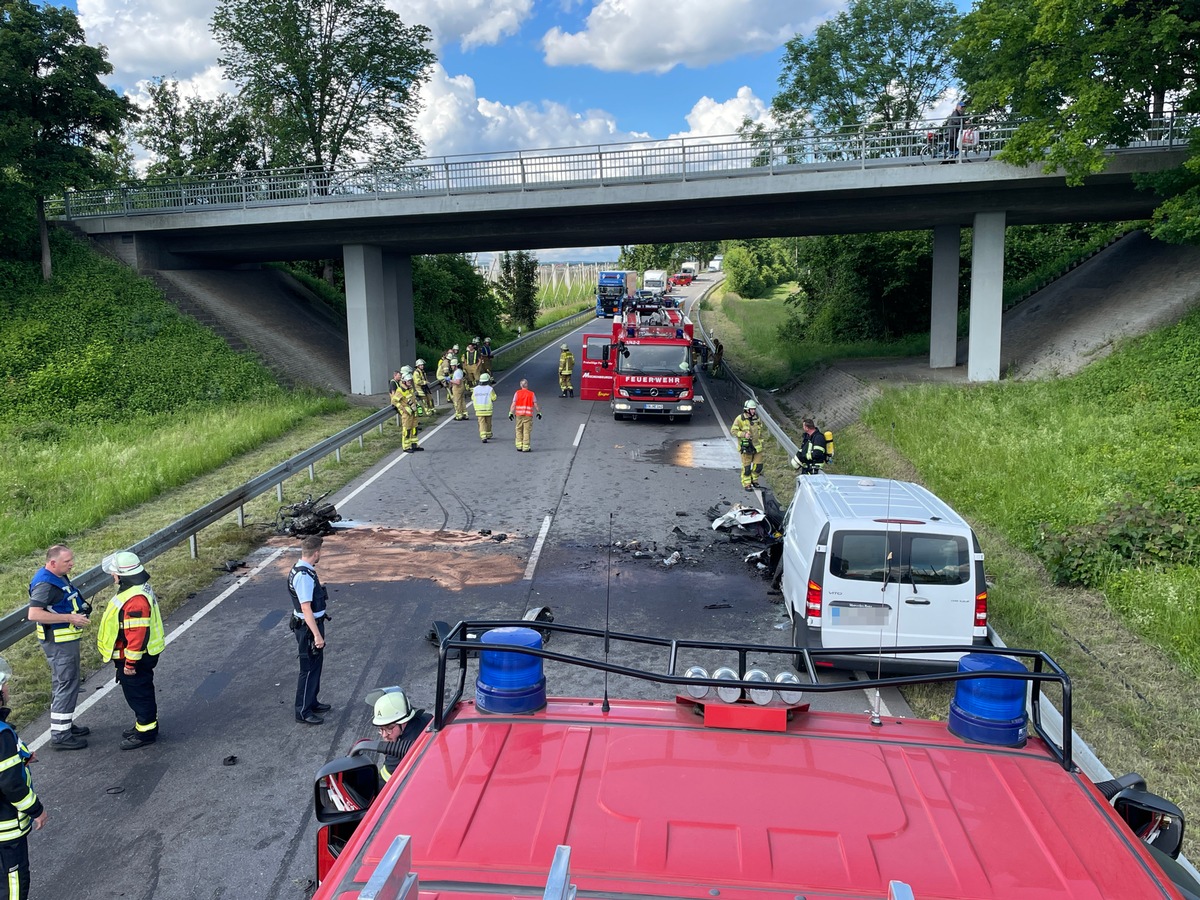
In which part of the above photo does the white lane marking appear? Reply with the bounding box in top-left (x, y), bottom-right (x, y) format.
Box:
top-left (573, 423), bottom-right (586, 447)
top-left (29, 548), bottom-right (287, 752)
top-left (495, 317), bottom-right (594, 386)
top-left (337, 411), bottom-right (457, 508)
top-left (523, 514), bottom-right (553, 581)
top-left (853, 670), bottom-right (895, 717)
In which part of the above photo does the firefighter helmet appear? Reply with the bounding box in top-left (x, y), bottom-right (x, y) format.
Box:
top-left (400, 365), bottom-right (413, 375)
top-left (743, 400), bottom-right (758, 415)
top-left (373, 689), bottom-right (416, 726)
top-left (415, 358), bottom-right (425, 367)
top-left (561, 343), bottom-right (569, 351)
top-left (452, 344), bottom-right (460, 352)
top-left (478, 372), bottom-right (490, 384)
top-left (473, 336), bottom-right (481, 343)
top-left (450, 357), bottom-right (460, 367)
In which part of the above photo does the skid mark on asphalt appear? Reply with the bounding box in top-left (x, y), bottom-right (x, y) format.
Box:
top-left (267, 526), bottom-right (527, 589)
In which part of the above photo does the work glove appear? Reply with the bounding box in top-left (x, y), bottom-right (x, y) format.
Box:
top-left (536, 413), bottom-right (542, 420)
top-left (508, 412), bottom-right (515, 421)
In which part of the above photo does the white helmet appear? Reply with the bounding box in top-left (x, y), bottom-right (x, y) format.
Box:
top-left (452, 344), bottom-right (460, 352)
top-left (372, 689), bottom-right (416, 726)
top-left (400, 365), bottom-right (413, 375)
top-left (744, 400), bottom-right (758, 414)
top-left (478, 372), bottom-right (490, 384)
top-left (415, 358), bottom-right (425, 367)
top-left (473, 336), bottom-right (481, 343)
top-left (561, 343), bottom-right (569, 351)
top-left (450, 357), bottom-right (460, 367)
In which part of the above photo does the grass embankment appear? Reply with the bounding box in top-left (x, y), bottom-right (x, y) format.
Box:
top-left (700, 283), bottom-right (926, 386)
top-left (0, 235), bottom-right (409, 725)
top-left (728, 301), bottom-right (1200, 860)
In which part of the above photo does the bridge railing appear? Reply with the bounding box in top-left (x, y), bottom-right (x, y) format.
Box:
top-left (49, 108), bottom-right (1196, 220)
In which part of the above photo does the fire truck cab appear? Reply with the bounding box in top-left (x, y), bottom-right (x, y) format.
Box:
top-left (579, 301), bottom-right (699, 421)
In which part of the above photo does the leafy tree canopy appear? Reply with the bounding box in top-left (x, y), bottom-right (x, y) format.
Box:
top-left (211, 0), bottom-right (436, 172)
top-left (774, 0), bottom-right (960, 133)
top-left (135, 77), bottom-right (265, 177)
top-left (497, 250), bottom-right (540, 329)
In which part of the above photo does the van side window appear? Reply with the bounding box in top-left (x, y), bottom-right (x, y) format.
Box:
top-left (830, 532), bottom-right (889, 581)
top-left (907, 535), bottom-right (969, 585)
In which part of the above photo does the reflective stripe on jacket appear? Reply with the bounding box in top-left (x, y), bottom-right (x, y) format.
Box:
top-left (730, 414), bottom-right (764, 447)
top-left (97, 583), bottom-right (165, 663)
top-left (0, 721), bottom-right (39, 843)
top-left (513, 389), bottom-right (536, 416)
top-left (28, 568), bottom-right (86, 643)
top-left (558, 351), bottom-right (575, 375)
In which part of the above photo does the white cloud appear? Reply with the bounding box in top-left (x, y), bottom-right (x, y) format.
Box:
top-left (389, 0), bottom-right (534, 50)
top-left (542, 0), bottom-right (837, 73)
top-left (673, 86), bottom-right (774, 138)
top-left (415, 64), bottom-right (648, 157)
top-left (79, 0), bottom-right (218, 87)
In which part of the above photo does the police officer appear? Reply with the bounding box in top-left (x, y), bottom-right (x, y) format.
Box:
top-left (289, 536), bottom-right (330, 725)
top-left (557, 343), bottom-right (575, 397)
top-left (0, 656), bottom-right (46, 900)
top-left (730, 400), bottom-right (765, 491)
top-left (27, 545), bottom-right (90, 750)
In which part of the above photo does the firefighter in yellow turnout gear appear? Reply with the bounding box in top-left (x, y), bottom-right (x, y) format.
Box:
top-left (730, 400), bottom-right (766, 491)
top-left (391, 369), bottom-right (423, 453)
top-left (558, 344), bottom-right (575, 397)
top-left (412, 359), bottom-right (435, 414)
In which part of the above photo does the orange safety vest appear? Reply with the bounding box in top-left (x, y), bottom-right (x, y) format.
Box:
top-left (513, 388), bottom-right (536, 416)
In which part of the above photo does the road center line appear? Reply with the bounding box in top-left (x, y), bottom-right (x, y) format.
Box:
top-left (523, 514), bottom-right (553, 581)
top-left (573, 423), bottom-right (585, 447)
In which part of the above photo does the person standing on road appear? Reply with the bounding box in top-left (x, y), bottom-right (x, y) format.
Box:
top-left (508, 378), bottom-right (541, 452)
top-left (289, 536), bottom-right (330, 725)
top-left (391, 369), bottom-right (422, 453)
top-left (472, 372), bottom-right (498, 443)
top-left (465, 339), bottom-right (482, 388)
top-left (436, 352), bottom-right (452, 401)
top-left (730, 400), bottom-right (765, 491)
top-left (27, 545), bottom-right (90, 751)
top-left (557, 343), bottom-right (575, 397)
top-left (97, 551), bottom-right (165, 750)
top-left (0, 656), bottom-right (47, 900)
top-left (412, 359), bottom-right (435, 414)
top-left (711, 339), bottom-right (724, 376)
top-left (795, 418), bottom-right (829, 473)
top-left (479, 337), bottom-right (494, 377)
top-left (451, 358), bottom-right (469, 420)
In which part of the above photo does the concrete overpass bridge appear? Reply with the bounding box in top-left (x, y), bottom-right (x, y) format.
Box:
top-left (54, 113), bottom-right (1193, 393)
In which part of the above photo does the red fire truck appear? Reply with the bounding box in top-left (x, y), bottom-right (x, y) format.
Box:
top-left (311, 622), bottom-right (1198, 900)
top-left (579, 301), bottom-right (698, 421)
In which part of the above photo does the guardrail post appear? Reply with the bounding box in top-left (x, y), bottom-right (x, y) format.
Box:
top-left (308, 463), bottom-right (315, 481)
top-left (358, 435), bottom-right (365, 449)
top-left (597, 146), bottom-right (603, 183)
top-left (237, 506), bottom-right (245, 527)
top-left (335, 447), bottom-right (342, 463)
top-left (277, 483), bottom-right (284, 503)
top-left (681, 140), bottom-right (687, 181)
top-left (189, 534), bottom-right (198, 559)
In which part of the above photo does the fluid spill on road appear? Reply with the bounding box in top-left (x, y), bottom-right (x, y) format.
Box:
top-left (637, 439), bottom-right (741, 469)
top-left (269, 526), bottom-right (526, 589)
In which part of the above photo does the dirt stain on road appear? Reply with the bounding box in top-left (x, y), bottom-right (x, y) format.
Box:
top-left (268, 526), bottom-right (526, 589)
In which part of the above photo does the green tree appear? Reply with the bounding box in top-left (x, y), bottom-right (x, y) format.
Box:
top-left (412, 254), bottom-right (501, 353)
top-left (497, 250), bottom-right (540, 329)
top-left (774, 0), bottom-right (960, 134)
top-left (956, 0), bottom-right (1200, 241)
top-left (618, 243), bottom-right (677, 273)
top-left (0, 0), bottom-right (134, 278)
top-left (211, 0), bottom-right (436, 173)
top-left (135, 77), bottom-right (265, 177)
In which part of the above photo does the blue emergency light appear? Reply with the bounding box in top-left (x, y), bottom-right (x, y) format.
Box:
top-left (947, 653), bottom-right (1028, 747)
top-left (476, 627), bottom-right (547, 714)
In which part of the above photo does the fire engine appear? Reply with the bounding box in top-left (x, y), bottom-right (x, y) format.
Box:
top-left (311, 622), bottom-right (1199, 900)
top-left (579, 300), bottom-right (698, 421)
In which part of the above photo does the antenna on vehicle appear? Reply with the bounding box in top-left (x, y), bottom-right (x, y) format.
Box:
top-left (870, 455), bottom-right (896, 727)
top-left (602, 512), bottom-right (613, 713)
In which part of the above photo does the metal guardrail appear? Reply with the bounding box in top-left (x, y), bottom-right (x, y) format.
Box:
top-left (0, 308), bottom-right (592, 651)
top-left (46, 109), bottom-right (1196, 220)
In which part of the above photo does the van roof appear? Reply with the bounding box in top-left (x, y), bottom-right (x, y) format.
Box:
top-left (799, 474), bottom-right (968, 527)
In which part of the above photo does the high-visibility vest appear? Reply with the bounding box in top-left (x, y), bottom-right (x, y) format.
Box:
top-left (97, 583), bottom-right (165, 662)
top-left (513, 389), bottom-right (536, 416)
top-left (0, 721), bottom-right (37, 842)
top-left (559, 351), bottom-right (575, 375)
top-left (466, 349), bottom-right (481, 366)
top-left (28, 568), bottom-right (86, 643)
top-left (472, 386), bottom-right (497, 414)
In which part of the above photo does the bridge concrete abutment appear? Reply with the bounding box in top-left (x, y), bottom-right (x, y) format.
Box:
top-left (967, 211), bottom-right (1006, 382)
top-left (344, 245), bottom-right (413, 395)
top-left (929, 225), bottom-right (960, 369)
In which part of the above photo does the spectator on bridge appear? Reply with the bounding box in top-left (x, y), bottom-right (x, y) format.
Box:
top-left (27, 545), bottom-right (90, 751)
top-left (508, 378), bottom-right (542, 452)
top-left (943, 98), bottom-right (968, 162)
top-left (0, 655), bottom-right (48, 899)
top-left (98, 551), bottom-right (165, 748)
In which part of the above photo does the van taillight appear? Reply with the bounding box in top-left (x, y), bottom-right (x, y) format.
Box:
top-left (974, 590), bottom-right (989, 636)
top-left (806, 580), bottom-right (822, 617)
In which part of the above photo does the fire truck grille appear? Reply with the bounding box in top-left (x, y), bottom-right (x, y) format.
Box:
top-left (629, 387), bottom-right (682, 398)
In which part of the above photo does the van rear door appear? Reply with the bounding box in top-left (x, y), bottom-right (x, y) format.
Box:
top-left (822, 526), bottom-right (975, 661)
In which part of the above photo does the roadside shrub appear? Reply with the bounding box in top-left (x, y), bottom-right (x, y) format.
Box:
top-left (1038, 489), bottom-right (1200, 587)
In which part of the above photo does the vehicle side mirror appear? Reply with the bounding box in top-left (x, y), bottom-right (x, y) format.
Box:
top-left (601, 345), bottom-right (610, 368)
top-left (314, 754), bottom-right (382, 825)
top-left (1112, 788), bottom-right (1186, 858)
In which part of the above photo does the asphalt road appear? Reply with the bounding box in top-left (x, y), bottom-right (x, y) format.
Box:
top-left (22, 279), bottom-right (907, 899)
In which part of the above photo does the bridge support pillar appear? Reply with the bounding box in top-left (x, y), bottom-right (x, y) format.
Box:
top-left (930, 225), bottom-right (960, 368)
top-left (967, 211), bottom-right (1006, 382)
top-left (345, 244), bottom-right (411, 395)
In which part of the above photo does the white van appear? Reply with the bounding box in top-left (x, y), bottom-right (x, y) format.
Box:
top-left (643, 269), bottom-right (668, 294)
top-left (779, 474), bottom-right (988, 672)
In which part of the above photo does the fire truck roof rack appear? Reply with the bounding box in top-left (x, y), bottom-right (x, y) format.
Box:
top-left (431, 619), bottom-right (1075, 769)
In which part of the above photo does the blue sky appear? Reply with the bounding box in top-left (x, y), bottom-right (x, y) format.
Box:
top-left (57, 0), bottom-right (962, 260)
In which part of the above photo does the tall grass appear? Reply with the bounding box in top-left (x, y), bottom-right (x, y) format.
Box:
top-left (704, 285), bottom-right (927, 386)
